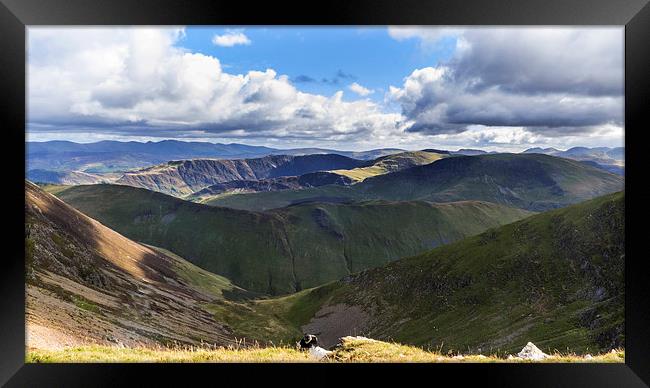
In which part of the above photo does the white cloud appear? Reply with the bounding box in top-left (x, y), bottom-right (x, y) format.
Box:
top-left (388, 26), bottom-right (463, 48)
top-left (348, 82), bottom-right (373, 96)
top-left (212, 30), bottom-right (251, 47)
top-left (387, 27), bottom-right (624, 137)
top-left (26, 27), bottom-right (625, 151)
top-left (27, 27), bottom-right (405, 149)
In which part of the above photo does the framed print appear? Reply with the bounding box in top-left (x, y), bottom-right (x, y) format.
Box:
top-left (1, 0), bottom-right (649, 386)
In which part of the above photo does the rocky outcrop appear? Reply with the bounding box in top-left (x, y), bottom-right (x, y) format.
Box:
top-left (517, 342), bottom-right (549, 360)
top-left (117, 154), bottom-right (365, 196)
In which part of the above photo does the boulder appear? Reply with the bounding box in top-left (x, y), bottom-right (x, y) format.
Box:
top-left (309, 346), bottom-right (332, 360)
top-left (517, 342), bottom-right (548, 360)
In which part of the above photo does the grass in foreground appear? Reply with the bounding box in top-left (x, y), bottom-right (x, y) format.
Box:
top-left (27, 337), bottom-right (624, 363)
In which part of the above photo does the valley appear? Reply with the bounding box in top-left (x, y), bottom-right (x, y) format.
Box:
top-left (48, 183), bottom-right (531, 294)
top-left (26, 180), bottom-right (625, 357)
top-left (25, 141), bottom-right (626, 360)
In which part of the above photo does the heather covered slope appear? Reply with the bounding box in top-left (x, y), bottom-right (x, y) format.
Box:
top-left (25, 181), bottom-right (250, 349)
top-left (290, 192), bottom-right (625, 354)
top-left (207, 153), bottom-right (623, 212)
top-left (51, 184), bottom-right (531, 294)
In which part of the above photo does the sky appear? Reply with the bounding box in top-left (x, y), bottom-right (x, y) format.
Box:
top-left (26, 26), bottom-right (624, 152)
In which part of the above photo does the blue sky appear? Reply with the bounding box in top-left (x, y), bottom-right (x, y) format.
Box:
top-left (180, 27), bottom-right (457, 104)
top-left (27, 26), bottom-right (624, 151)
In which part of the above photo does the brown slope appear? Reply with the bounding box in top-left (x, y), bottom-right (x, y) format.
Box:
top-left (25, 180), bottom-right (242, 350)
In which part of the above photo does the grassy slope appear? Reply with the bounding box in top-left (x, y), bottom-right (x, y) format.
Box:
top-left (356, 153), bottom-right (623, 212)
top-left (27, 337), bottom-right (624, 363)
top-left (206, 154), bottom-right (623, 212)
top-left (285, 192), bottom-right (625, 354)
top-left (330, 151), bottom-right (445, 181)
top-left (28, 181), bottom-right (304, 348)
top-left (204, 184), bottom-right (359, 211)
top-left (26, 181), bottom-right (243, 348)
top-left (52, 184), bottom-right (531, 295)
top-left (28, 182), bottom-right (626, 356)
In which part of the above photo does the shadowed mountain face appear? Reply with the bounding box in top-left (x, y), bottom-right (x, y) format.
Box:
top-left (25, 181), bottom-right (249, 349)
top-left (207, 154), bottom-right (624, 212)
top-left (51, 184), bottom-right (532, 295)
top-left (189, 172), bottom-right (356, 202)
top-left (188, 151), bottom-right (446, 201)
top-left (116, 154), bottom-right (368, 196)
top-left (293, 192), bottom-right (625, 353)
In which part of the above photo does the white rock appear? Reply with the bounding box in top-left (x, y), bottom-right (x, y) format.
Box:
top-left (517, 342), bottom-right (548, 360)
top-left (309, 346), bottom-right (332, 360)
top-left (585, 354), bottom-right (593, 359)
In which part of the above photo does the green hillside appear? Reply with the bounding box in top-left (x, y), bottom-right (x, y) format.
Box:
top-left (205, 154), bottom-right (623, 212)
top-left (283, 192), bottom-right (625, 354)
top-left (329, 150), bottom-right (446, 181)
top-left (52, 184), bottom-right (531, 295)
top-left (203, 184), bottom-right (358, 211)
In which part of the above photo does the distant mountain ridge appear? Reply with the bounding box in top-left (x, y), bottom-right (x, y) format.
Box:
top-left (27, 140), bottom-right (624, 184)
top-left (116, 154), bottom-right (368, 196)
top-left (206, 153), bottom-right (624, 212)
top-left (26, 140), bottom-right (406, 180)
top-left (189, 150), bottom-right (448, 201)
top-left (523, 146), bottom-right (624, 175)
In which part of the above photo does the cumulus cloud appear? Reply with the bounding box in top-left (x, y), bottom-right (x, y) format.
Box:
top-left (387, 27), bottom-right (624, 137)
top-left (28, 27), bottom-right (403, 147)
top-left (212, 29), bottom-right (251, 47)
top-left (27, 27), bottom-right (624, 151)
top-left (348, 82), bottom-right (373, 96)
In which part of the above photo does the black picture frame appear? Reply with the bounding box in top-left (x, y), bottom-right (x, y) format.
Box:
top-left (1, 0), bottom-right (649, 386)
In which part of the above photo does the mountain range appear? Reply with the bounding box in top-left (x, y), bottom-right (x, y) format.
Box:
top-left (185, 151), bottom-right (445, 202)
top-left (49, 183), bottom-right (531, 294)
top-left (286, 191), bottom-right (625, 353)
top-left (115, 154), bottom-right (368, 197)
top-left (26, 140), bottom-right (405, 179)
top-left (24, 139), bottom-right (626, 356)
top-left (205, 153), bottom-right (624, 212)
top-left (27, 180), bottom-right (624, 354)
top-left (26, 141), bottom-right (624, 185)
top-left (523, 146), bottom-right (624, 175)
